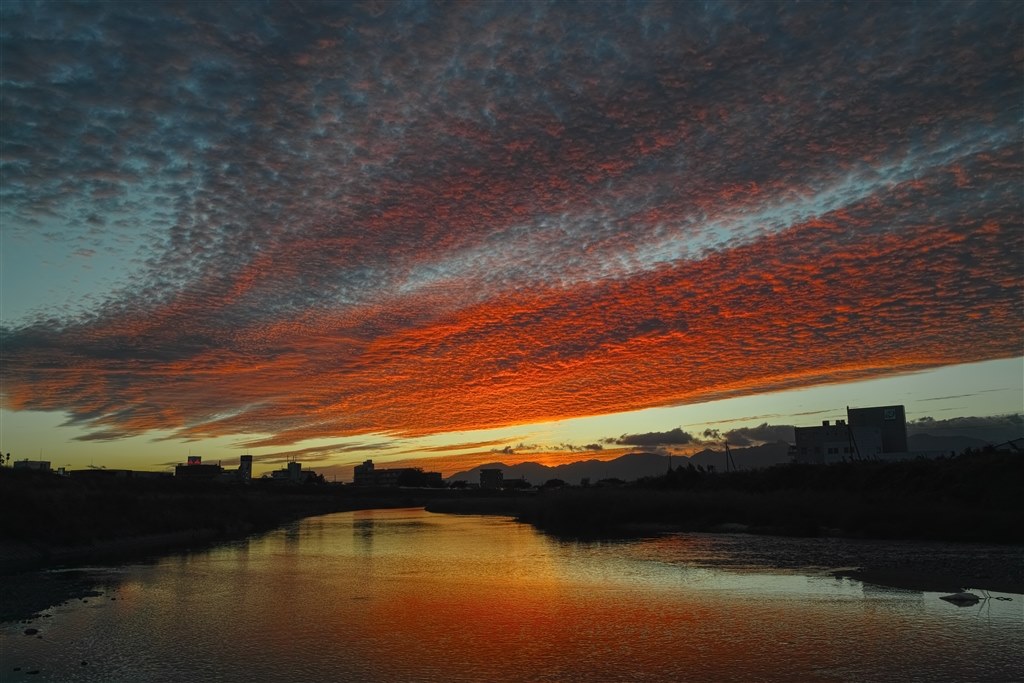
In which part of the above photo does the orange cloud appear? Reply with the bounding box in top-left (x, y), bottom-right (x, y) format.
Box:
top-left (2, 2), bottom-right (1020, 457)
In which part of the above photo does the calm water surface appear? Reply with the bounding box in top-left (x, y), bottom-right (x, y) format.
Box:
top-left (2, 508), bottom-right (1021, 682)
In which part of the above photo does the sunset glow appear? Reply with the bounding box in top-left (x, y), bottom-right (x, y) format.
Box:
top-left (1, 2), bottom-right (1021, 477)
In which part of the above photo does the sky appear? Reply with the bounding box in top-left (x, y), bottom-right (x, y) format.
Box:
top-left (1, 1), bottom-right (1022, 479)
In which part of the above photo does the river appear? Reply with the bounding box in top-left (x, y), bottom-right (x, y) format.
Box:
top-left (2, 508), bottom-right (1021, 682)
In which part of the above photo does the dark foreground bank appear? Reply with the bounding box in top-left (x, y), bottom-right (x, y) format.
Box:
top-left (428, 451), bottom-right (1024, 593)
top-left (430, 450), bottom-right (1024, 542)
top-left (2, 450), bottom-right (1021, 616)
top-left (426, 490), bottom-right (1024, 592)
top-left (0, 469), bottom-right (462, 576)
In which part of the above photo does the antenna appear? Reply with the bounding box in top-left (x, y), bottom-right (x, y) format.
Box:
top-left (846, 421), bottom-right (862, 460)
top-left (723, 441), bottom-right (737, 473)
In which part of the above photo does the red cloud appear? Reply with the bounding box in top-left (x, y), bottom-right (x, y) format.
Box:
top-left (1, 2), bottom-right (1020, 453)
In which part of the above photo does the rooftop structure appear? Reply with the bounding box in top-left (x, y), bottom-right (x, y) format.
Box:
top-left (238, 454), bottom-right (253, 482)
top-left (847, 405), bottom-right (908, 453)
top-left (12, 459), bottom-right (50, 472)
top-left (352, 459), bottom-right (442, 487)
top-left (175, 456), bottom-right (224, 479)
top-left (793, 405), bottom-right (907, 464)
top-left (267, 460), bottom-right (324, 484)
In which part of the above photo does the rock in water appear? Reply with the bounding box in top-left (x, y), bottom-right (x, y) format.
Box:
top-left (939, 592), bottom-right (981, 606)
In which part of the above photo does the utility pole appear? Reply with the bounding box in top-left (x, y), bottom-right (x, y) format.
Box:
top-left (724, 441), bottom-right (737, 473)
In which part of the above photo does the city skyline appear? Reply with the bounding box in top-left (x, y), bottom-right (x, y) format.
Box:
top-left (4, 348), bottom-right (1020, 480)
top-left (2, 2), bottom-right (1022, 478)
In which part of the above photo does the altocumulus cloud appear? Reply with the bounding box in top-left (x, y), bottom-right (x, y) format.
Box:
top-left (1, 2), bottom-right (1021, 445)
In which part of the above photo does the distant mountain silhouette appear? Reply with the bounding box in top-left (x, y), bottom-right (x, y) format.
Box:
top-left (905, 415), bottom-right (1022, 446)
top-left (447, 433), bottom-right (1018, 485)
top-left (447, 442), bottom-right (793, 485)
top-left (907, 432), bottom-right (991, 454)
top-left (686, 441), bottom-right (792, 471)
top-left (447, 452), bottom-right (667, 486)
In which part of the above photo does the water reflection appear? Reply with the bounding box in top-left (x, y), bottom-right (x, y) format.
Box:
top-left (353, 511), bottom-right (376, 553)
top-left (283, 521), bottom-right (301, 547)
top-left (2, 508), bottom-right (1021, 683)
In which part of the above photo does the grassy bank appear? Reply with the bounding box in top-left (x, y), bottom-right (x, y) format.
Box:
top-left (509, 485), bottom-right (1023, 542)
top-left (430, 451), bottom-right (1024, 544)
top-left (3, 450), bottom-right (1020, 574)
top-left (0, 470), bottom-right (450, 573)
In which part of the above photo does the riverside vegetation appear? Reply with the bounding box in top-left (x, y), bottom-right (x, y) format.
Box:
top-left (1, 450), bottom-right (1021, 619)
top-left (0, 469), bottom-right (448, 574)
top-left (3, 449), bottom-right (1020, 574)
top-left (428, 449), bottom-right (1024, 594)
top-left (428, 449), bottom-right (1024, 544)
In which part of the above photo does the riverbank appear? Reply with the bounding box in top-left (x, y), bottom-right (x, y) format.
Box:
top-left (3, 451), bottom-right (1020, 607)
top-left (428, 452), bottom-right (1024, 594)
top-left (427, 486), bottom-right (1024, 545)
top-left (428, 496), bottom-right (1024, 594)
top-left (0, 469), bottom-right (460, 575)
top-left (431, 451), bottom-right (1024, 543)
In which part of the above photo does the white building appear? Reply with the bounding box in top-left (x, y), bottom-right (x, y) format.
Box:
top-left (794, 419), bottom-right (883, 464)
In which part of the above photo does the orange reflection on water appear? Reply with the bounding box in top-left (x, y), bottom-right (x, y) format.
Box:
top-left (310, 510), bottom-right (848, 681)
top-left (7, 509), bottom-right (1022, 682)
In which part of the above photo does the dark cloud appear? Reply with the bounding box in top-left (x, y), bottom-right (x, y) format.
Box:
top-left (908, 415), bottom-right (1023, 444)
top-left (404, 439), bottom-right (523, 454)
top-left (0, 2), bottom-right (1021, 445)
top-left (70, 428), bottom-right (139, 443)
top-left (489, 443), bottom-right (541, 456)
top-left (615, 428), bottom-right (694, 447)
top-left (558, 442), bottom-right (606, 452)
top-left (919, 388), bottom-right (1011, 402)
top-left (722, 423), bottom-right (796, 448)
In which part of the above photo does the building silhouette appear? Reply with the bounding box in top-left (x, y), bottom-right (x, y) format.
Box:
top-left (794, 404), bottom-right (908, 464)
top-left (174, 456), bottom-right (223, 479)
top-left (352, 459), bottom-right (442, 487)
top-left (12, 459), bottom-right (50, 472)
top-left (848, 405), bottom-right (908, 453)
top-left (265, 460), bottom-right (324, 484)
top-left (174, 455), bottom-right (255, 482)
top-left (479, 468), bottom-right (503, 489)
top-left (239, 454), bottom-right (253, 482)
